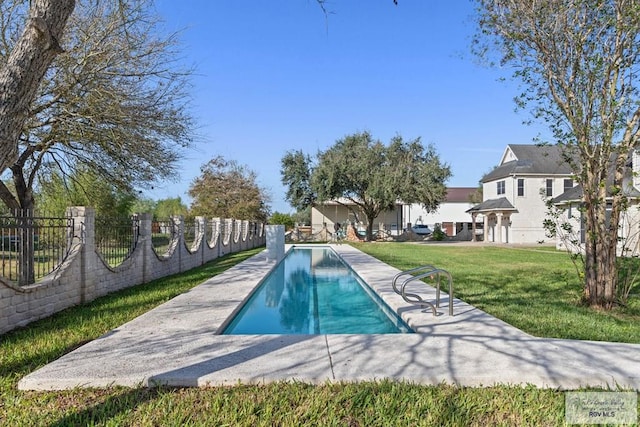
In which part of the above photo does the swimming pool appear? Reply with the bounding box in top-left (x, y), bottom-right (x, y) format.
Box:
top-left (222, 246), bottom-right (412, 334)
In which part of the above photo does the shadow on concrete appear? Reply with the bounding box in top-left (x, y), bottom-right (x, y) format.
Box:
top-left (19, 245), bottom-right (640, 391)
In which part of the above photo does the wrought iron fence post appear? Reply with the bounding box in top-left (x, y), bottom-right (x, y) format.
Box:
top-left (16, 209), bottom-right (34, 286)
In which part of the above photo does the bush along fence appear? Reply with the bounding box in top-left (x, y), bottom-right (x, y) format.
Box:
top-left (0, 207), bottom-right (265, 335)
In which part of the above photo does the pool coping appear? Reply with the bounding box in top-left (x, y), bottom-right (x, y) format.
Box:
top-left (18, 244), bottom-right (640, 390)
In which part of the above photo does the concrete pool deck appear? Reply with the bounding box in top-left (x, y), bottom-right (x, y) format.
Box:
top-left (19, 244), bottom-right (640, 390)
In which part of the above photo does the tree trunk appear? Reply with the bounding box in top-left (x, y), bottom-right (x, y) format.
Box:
top-left (583, 184), bottom-right (618, 308)
top-left (365, 220), bottom-right (375, 242)
top-left (585, 234), bottom-right (617, 308)
top-left (0, 0), bottom-right (75, 173)
top-left (363, 205), bottom-right (381, 242)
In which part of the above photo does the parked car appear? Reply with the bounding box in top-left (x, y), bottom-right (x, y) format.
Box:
top-left (411, 224), bottom-right (433, 235)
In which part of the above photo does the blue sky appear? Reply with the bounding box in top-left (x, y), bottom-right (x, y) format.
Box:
top-left (149, 1), bottom-right (550, 213)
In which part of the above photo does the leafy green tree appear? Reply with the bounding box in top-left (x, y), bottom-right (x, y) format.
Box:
top-left (281, 131), bottom-right (451, 241)
top-left (292, 206), bottom-right (311, 226)
top-left (154, 197), bottom-right (188, 220)
top-left (280, 150), bottom-right (315, 212)
top-left (129, 197), bottom-right (157, 216)
top-left (0, 0), bottom-right (194, 214)
top-left (475, 0), bottom-right (640, 309)
top-left (33, 167), bottom-right (135, 284)
top-left (269, 212), bottom-right (295, 230)
top-left (37, 168), bottom-right (136, 217)
top-left (188, 156), bottom-right (271, 221)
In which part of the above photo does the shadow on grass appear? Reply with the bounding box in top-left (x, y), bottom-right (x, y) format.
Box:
top-left (15, 244), bottom-right (640, 395)
top-left (0, 248), bottom-right (263, 386)
top-left (359, 242), bottom-right (640, 342)
top-left (45, 387), bottom-right (161, 427)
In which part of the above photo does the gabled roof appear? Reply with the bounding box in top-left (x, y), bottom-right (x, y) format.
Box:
top-left (466, 197), bottom-right (517, 213)
top-left (482, 144), bottom-right (574, 183)
top-left (552, 151), bottom-right (640, 204)
top-left (552, 185), bottom-right (584, 204)
top-left (319, 188), bottom-right (478, 206)
top-left (553, 181), bottom-right (640, 205)
top-left (445, 187), bottom-right (477, 203)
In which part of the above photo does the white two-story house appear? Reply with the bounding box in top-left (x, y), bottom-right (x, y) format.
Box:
top-left (467, 144), bottom-right (575, 244)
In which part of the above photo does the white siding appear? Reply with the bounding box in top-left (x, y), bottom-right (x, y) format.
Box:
top-left (407, 202), bottom-right (475, 229)
top-left (483, 175), bottom-right (574, 244)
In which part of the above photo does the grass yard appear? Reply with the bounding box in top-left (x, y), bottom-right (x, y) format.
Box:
top-left (353, 242), bottom-right (640, 343)
top-left (0, 244), bottom-right (638, 426)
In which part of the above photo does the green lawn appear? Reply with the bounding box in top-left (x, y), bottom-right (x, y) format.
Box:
top-left (0, 244), bottom-right (638, 426)
top-left (353, 242), bottom-right (640, 343)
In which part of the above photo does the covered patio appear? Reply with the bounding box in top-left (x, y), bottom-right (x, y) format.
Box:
top-left (466, 197), bottom-right (518, 243)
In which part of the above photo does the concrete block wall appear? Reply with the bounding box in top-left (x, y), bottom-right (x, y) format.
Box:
top-left (0, 208), bottom-right (265, 335)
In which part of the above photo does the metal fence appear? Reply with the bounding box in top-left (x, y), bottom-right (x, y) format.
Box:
top-left (183, 217), bottom-right (198, 252)
top-left (0, 210), bottom-right (74, 285)
top-left (152, 218), bottom-right (177, 257)
top-left (95, 215), bottom-right (140, 268)
top-left (0, 212), bottom-right (253, 285)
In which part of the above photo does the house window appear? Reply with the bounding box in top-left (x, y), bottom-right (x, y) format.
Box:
top-left (517, 179), bottom-right (525, 196)
top-left (546, 179), bottom-right (553, 197)
top-left (564, 179), bottom-right (573, 192)
top-left (497, 180), bottom-right (505, 195)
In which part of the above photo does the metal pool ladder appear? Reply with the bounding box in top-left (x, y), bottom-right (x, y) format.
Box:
top-left (392, 265), bottom-right (454, 316)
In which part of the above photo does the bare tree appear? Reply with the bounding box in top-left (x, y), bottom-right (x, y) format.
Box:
top-left (0, 1), bottom-right (193, 286)
top-left (0, 0), bottom-right (75, 285)
top-left (0, 0), bottom-right (75, 175)
top-left (0, 0), bottom-right (194, 213)
top-left (475, 0), bottom-right (640, 308)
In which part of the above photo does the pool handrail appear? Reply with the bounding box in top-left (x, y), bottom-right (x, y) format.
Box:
top-left (393, 266), bottom-right (454, 316)
top-left (391, 265), bottom-right (437, 294)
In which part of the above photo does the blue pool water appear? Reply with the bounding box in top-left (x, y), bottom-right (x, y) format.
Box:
top-left (222, 247), bottom-right (411, 334)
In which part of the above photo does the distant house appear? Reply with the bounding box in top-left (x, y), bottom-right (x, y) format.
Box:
top-left (310, 187), bottom-right (480, 239)
top-left (406, 187), bottom-right (480, 239)
top-left (467, 144), bottom-right (575, 244)
top-left (311, 199), bottom-right (405, 237)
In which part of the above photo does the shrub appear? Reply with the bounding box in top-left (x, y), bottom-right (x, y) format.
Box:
top-left (431, 223), bottom-right (446, 241)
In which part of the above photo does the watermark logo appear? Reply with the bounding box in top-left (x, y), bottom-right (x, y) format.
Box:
top-left (565, 391), bottom-right (637, 425)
